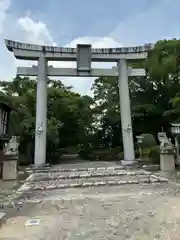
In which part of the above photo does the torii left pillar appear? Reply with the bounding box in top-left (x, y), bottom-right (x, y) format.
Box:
top-left (34, 54), bottom-right (47, 165)
top-left (118, 59), bottom-right (135, 165)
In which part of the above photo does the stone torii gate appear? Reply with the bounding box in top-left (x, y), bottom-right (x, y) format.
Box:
top-left (5, 39), bottom-right (153, 166)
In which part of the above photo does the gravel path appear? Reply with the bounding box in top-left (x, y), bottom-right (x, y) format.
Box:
top-left (1, 183), bottom-right (180, 239)
top-left (0, 161), bottom-right (179, 239)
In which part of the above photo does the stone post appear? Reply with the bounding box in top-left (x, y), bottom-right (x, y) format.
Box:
top-left (34, 55), bottom-right (47, 165)
top-left (175, 135), bottom-right (179, 164)
top-left (160, 141), bottom-right (175, 172)
top-left (117, 60), bottom-right (135, 165)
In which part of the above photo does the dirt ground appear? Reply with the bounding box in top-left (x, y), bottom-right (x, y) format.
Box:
top-left (1, 182), bottom-right (180, 240)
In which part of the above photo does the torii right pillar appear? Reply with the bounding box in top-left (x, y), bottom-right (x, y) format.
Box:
top-left (118, 59), bottom-right (135, 165)
top-left (34, 55), bottom-right (48, 166)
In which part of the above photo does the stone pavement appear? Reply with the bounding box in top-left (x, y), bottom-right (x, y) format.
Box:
top-left (1, 162), bottom-right (180, 239)
top-left (5, 166), bottom-right (167, 206)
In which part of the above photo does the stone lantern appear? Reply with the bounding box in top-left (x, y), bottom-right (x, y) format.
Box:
top-left (0, 102), bottom-right (20, 180)
top-left (158, 131), bottom-right (175, 172)
top-left (171, 123), bottom-right (180, 164)
top-left (136, 135), bottom-right (144, 159)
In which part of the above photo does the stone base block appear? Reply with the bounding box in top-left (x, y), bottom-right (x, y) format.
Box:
top-left (2, 160), bottom-right (17, 180)
top-left (0, 212), bottom-right (6, 228)
top-left (25, 164), bottom-right (50, 173)
top-left (160, 154), bottom-right (175, 172)
top-left (29, 163), bottom-right (50, 167)
top-left (141, 164), bottom-right (160, 171)
top-left (121, 160), bottom-right (138, 166)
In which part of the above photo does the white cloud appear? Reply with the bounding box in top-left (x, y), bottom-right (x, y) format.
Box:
top-left (51, 36), bottom-right (122, 95)
top-left (0, 0), bottom-right (10, 11)
top-left (110, 0), bottom-right (180, 45)
top-left (0, 0), bottom-right (10, 33)
top-left (17, 16), bottom-right (56, 46)
top-left (0, 6), bottom-right (125, 95)
top-left (3, 0), bottom-right (177, 95)
top-left (8, 16), bottom-right (123, 95)
top-left (65, 36), bottom-right (122, 48)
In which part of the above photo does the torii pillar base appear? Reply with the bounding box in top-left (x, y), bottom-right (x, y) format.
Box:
top-left (121, 160), bottom-right (138, 166)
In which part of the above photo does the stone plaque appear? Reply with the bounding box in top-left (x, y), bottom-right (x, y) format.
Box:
top-left (76, 44), bottom-right (91, 72)
top-left (158, 132), bottom-right (169, 143)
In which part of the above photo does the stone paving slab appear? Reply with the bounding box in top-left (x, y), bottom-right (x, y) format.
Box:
top-left (0, 169), bottom-right (167, 209)
top-left (1, 184), bottom-right (180, 239)
top-left (24, 174), bottom-right (167, 191)
top-left (28, 166), bottom-right (125, 174)
top-left (26, 168), bottom-right (148, 182)
top-left (24, 161), bottom-right (122, 172)
top-left (16, 170), bottom-right (168, 194)
top-left (0, 165), bottom-right (169, 210)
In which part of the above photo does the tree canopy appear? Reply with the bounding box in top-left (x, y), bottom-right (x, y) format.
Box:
top-left (0, 77), bottom-right (93, 163)
top-left (92, 39), bottom-right (180, 146)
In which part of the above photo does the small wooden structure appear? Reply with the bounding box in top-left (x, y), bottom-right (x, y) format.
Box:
top-left (0, 101), bottom-right (11, 137)
top-left (0, 101), bottom-right (12, 178)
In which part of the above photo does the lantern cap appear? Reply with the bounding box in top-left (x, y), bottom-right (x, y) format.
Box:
top-left (136, 135), bottom-right (144, 139)
top-left (170, 123), bottom-right (180, 135)
top-left (171, 123), bottom-right (180, 126)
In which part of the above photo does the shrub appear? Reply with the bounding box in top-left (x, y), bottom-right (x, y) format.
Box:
top-left (78, 143), bottom-right (95, 160)
top-left (78, 148), bottom-right (93, 160)
top-left (79, 147), bottom-right (122, 161)
top-left (135, 149), bottom-right (140, 158)
top-left (19, 153), bottom-right (33, 166)
top-left (47, 149), bottom-right (62, 165)
top-left (141, 147), bottom-right (151, 159)
top-left (148, 145), bottom-right (160, 164)
top-left (140, 133), bottom-right (157, 149)
top-left (117, 152), bottom-right (124, 160)
top-left (112, 146), bottom-right (122, 154)
top-left (94, 151), bottom-right (115, 161)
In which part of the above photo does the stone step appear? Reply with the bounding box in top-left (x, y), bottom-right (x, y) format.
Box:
top-left (26, 169), bottom-right (150, 182)
top-left (22, 164), bottom-right (161, 176)
top-left (22, 174), bottom-right (168, 191)
top-left (25, 166), bottom-right (124, 173)
top-left (0, 171), bottom-right (168, 208)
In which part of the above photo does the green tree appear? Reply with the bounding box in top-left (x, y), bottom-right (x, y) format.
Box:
top-left (0, 77), bottom-right (93, 164)
top-left (91, 39), bottom-right (180, 146)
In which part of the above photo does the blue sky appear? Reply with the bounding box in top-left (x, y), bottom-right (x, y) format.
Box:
top-left (0, 0), bottom-right (180, 95)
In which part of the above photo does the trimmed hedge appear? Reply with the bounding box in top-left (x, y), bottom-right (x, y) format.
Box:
top-left (78, 147), bottom-right (122, 161)
top-left (79, 144), bottom-right (161, 164)
top-left (140, 133), bottom-right (157, 149)
top-left (148, 145), bottom-right (160, 164)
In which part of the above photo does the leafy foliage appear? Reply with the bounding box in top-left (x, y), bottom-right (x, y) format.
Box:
top-left (148, 146), bottom-right (160, 164)
top-left (0, 77), bottom-right (93, 164)
top-left (92, 39), bottom-right (180, 147)
top-left (140, 133), bottom-right (157, 149)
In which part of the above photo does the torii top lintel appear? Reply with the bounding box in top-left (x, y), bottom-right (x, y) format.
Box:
top-left (5, 39), bottom-right (154, 62)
